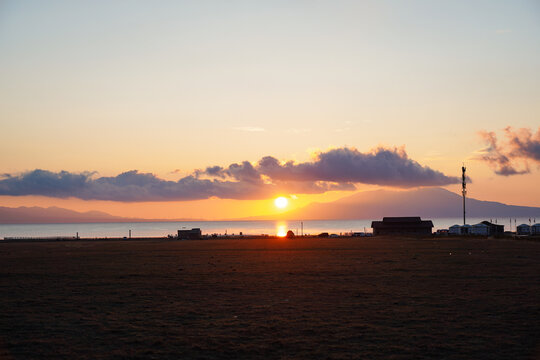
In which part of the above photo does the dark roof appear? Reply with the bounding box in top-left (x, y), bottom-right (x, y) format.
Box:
top-left (382, 217), bottom-right (422, 223)
top-left (178, 228), bottom-right (202, 233)
top-left (480, 221), bottom-right (504, 232)
top-left (481, 221), bottom-right (503, 227)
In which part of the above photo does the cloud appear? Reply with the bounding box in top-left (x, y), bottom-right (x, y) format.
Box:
top-left (505, 127), bottom-right (540, 162)
top-left (233, 126), bottom-right (266, 132)
top-left (0, 169), bottom-right (274, 202)
top-left (477, 131), bottom-right (528, 176)
top-left (254, 147), bottom-right (459, 187)
top-left (0, 169), bottom-right (95, 197)
top-left (204, 146), bottom-right (459, 188)
top-left (0, 147), bottom-right (460, 202)
top-left (477, 127), bottom-right (540, 176)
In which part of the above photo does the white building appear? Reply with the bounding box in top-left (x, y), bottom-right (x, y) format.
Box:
top-left (517, 224), bottom-right (531, 235)
top-left (461, 224), bottom-right (472, 235)
top-left (472, 223), bottom-right (489, 236)
top-left (449, 224), bottom-right (474, 235)
top-left (449, 225), bottom-right (461, 235)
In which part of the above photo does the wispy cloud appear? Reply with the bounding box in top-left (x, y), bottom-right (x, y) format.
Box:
top-left (423, 151), bottom-right (443, 161)
top-left (506, 127), bottom-right (540, 162)
top-left (233, 126), bottom-right (266, 132)
top-left (0, 147), bottom-right (460, 202)
top-left (476, 127), bottom-right (540, 176)
top-left (285, 128), bottom-right (311, 134)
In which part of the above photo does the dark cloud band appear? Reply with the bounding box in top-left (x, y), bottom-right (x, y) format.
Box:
top-left (205, 147), bottom-right (459, 187)
top-left (0, 147), bottom-right (460, 202)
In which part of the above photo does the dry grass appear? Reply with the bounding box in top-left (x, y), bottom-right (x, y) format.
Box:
top-left (0, 236), bottom-right (539, 359)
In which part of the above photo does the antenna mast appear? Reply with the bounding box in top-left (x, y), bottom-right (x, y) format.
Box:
top-left (462, 165), bottom-right (467, 225)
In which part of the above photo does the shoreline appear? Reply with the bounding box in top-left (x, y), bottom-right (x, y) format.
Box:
top-left (2, 234), bottom-right (539, 243)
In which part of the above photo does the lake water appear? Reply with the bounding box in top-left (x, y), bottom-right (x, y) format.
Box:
top-left (0, 217), bottom-right (529, 239)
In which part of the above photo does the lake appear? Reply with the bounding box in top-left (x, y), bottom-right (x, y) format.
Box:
top-left (0, 217), bottom-right (525, 239)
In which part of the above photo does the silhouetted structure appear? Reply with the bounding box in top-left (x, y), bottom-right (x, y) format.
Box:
top-left (177, 228), bottom-right (202, 240)
top-left (449, 224), bottom-right (462, 235)
top-left (371, 217), bottom-right (433, 236)
top-left (449, 224), bottom-right (474, 235)
top-left (286, 230), bottom-right (295, 238)
top-left (517, 224), bottom-right (531, 235)
top-left (449, 222), bottom-right (504, 236)
top-left (480, 221), bottom-right (504, 235)
top-left (462, 165), bottom-right (467, 225)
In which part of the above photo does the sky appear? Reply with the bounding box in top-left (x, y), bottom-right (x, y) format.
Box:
top-left (0, 0), bottom-right (539, 220)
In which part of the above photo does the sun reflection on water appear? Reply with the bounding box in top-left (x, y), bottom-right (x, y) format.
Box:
top-left (276, 223), bottom-right (287, 237)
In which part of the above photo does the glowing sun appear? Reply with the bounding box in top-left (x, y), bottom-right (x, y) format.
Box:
top-left (274, 196), bottom-right (289, 209)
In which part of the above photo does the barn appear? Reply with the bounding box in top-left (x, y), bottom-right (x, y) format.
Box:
top-left (177, 228), bottom-right (202, 239)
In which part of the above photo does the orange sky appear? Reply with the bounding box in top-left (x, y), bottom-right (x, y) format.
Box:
top-left (1, 178), bottom-right (538, 221)
top-left (1, 1), bottom-right (539, 219)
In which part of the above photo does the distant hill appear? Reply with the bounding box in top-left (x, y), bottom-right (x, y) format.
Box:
top-left (278, 187), bottom-right (540, 220)
top-left (0, 206), bottom-right (136, 224)
top-left (0, 206), bottom-right (204, 224)
top-left (3, 188), bottom-right (539, 224)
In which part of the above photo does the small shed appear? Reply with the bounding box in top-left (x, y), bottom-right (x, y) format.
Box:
top-left (472, 223), bottom-right (489, 236)
top-left (517, 224), bottom-right (530, 235)
top-left (532, 223), bottom-right (540, 235)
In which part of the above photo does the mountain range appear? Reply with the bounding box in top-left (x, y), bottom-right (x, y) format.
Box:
top-left (263, 187), bottom-right (540, 220)
top-left (1, 188), bottom-right (539, 224)
top-left (0, 206), bottom-right (137, 224)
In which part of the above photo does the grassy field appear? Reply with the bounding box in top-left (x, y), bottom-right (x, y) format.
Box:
top-left (0, 236), bottom-right (539, 359)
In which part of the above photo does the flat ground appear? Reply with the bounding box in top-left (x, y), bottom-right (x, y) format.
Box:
top-left (0, 237), bottom-right (539, 359)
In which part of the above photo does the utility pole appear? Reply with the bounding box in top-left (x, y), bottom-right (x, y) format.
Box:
top-left (462, 165), bottom-right (467, 225)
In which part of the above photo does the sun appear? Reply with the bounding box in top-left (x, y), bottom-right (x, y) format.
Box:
top-left (274, 196), bottom-right (289, 209)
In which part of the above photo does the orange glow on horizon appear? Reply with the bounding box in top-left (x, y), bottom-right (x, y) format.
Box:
top-left (1, 177), bottom-right (538, 222)
top-left (0, 190), bottom-right (359, 221)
